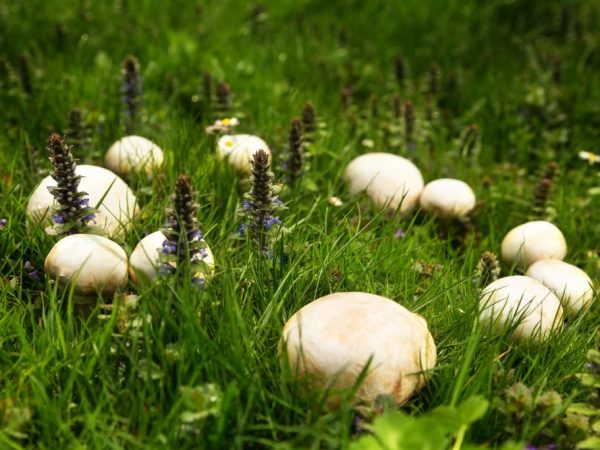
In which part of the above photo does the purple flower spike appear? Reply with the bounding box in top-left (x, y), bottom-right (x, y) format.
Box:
top-left (161, 240), bottom-right (177, 255)
top-left (394, 228), bottom-right (405, 239)
top-left (265, 216), bottom-right (282, 230)
top-left (52, 213), bottom-right (66, 224)
top-left (237, 223), bottom-right (247, 237)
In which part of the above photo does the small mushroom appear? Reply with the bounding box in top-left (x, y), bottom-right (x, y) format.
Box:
top-left (525, 259), bottom-right (594, 315)
top-left (128, 231), bottom-right (215, 285)
top-left (26, 165), bottom-right (138, 238)
top-left (280, 292), bottom-right (436, 407)
top-left (501, 221), bottom-right (567, 268)
top-left (105, 135), bottom-right (164, 177)
top-left (216, 134), bottom-right (272, 175)
top-left (479, 275), bottom-right (563, 343)
top-left (44, 234), bottom-right (128, 296)
top-left (419, 178), bottom-right (476, 219)
top-left (343, 153), bottom-right (424, 212)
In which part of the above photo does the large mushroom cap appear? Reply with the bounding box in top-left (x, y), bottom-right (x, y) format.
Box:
top-left (280, 292), bottom-right (436, 407)
top-left (343, 153), bottom-right (424, 212)
top-left (501, 221), bottom-right (567, 268)
top-left (128, 230), bottom-right (215, 285)
top-left (44, 234), bottom-right (128, 296)
top-left (419, 178), bottom-right (476, 219)
top-left (479, 275), bottom-right (563, 343)
top-left (216, 134), bottom-right (271, 175)
top-left (26, 164), bottom-right (138, 238)
top-left (525, 259), bottom-right (594, 315)
top-left (105, 135), bottom-right (164, 177)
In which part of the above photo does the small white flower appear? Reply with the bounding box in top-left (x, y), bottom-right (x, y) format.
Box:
top-left (579, 151), bottom-right (600, 164)
top-left (205, 117), bottom-right (240, 135)
top-left (327, 196), bottom-right (343, 207)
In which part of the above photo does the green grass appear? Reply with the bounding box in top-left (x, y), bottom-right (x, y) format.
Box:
top-left (0, 0), bottom-right (599, 448)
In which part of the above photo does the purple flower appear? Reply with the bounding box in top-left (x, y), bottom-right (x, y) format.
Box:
top-left (237, 223), bottom-right (247, 237)
top-left (24, 261), bottom-right (42, 282)
top-left (0, 218), bottom-right (6, 229)
top-left (192, 276), bottom-right (206, 289)
top-left (394, 228), bottom-right (405, 239)
top-left (264, 216), bottom-right (282, 230)
top-left (78, 198), bottom-right (90, 207)
top-left (52, 213), bottom-right (66, 224)
top-left (273, 197), bottom-right (284, 206)
top-left (161, 240), bottom-right (177, 255)
top-left (242, 200), bottom-right (252, 211)
top-left (188, 229), bottom-right (204, 241)
top-left (81, 214), bottom-right (96, 224)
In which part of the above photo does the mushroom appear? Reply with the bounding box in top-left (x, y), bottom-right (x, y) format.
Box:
top-left (26, 165), bottom-right (138, 238)
top-left (501, 221), bottom-right (567, 268)
top-left (44, 234), bottom-right (128, 297)
top-left (280, 292), bottom-right (437, 407)
top-left (105, 135), bottom-right (164, 177)
top-left (343, 153), bottom-right (424, 212)
top-left (525, 259), bottom-right (594, 315)
top-left (128, 231), bottom-right (215, 285)
top-left (478, 275), bottom-right (564, 343)
top-left (419, 178), bottom-right (476, 219)
top-left (216, 134), bottom-right (272, 175)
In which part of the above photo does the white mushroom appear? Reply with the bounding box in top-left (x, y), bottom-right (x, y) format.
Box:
top-left (216, 134), bottom-right (271, 175)
top-left (26, 165), bottom-right (138, 238)
top-left (479, 275), bottom-right (563, 343)
top-left (419, 178), bottom-right (476, 219)
top-left (44, 234), bottom-right (128, 296)
top-left (343, 153), bottom-right (424, 212)
top-left (128, 230), bottom-right (215, 285)
top-left (280, 292), bottom-right (437, 407)
top-left (501, 221), bottom-right (567, 268)
top-left (105, 135), bottom-right (164, 177)
top-left (525, 259), bottom-right (594, 315)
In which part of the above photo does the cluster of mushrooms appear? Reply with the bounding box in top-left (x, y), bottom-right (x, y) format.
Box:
top-left (27, 130), bottom-right (594, 410)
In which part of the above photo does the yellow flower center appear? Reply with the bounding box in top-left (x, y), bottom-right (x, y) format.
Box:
top-left (221, 118), bottom-right (231, 126)
top-left (225, 140), bottom-right (234, 147)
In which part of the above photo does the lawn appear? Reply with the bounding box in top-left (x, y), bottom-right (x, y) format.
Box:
top-left (0, 0), bottom-right (599, 448)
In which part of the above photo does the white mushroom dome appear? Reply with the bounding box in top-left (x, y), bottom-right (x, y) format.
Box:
top-left (280, 292), bottom-right (437, 408)
top-left (44, 234), bottom-right (128, 296)
top-left (216, 134), bottom-right (271, 175)
top-left (419, 178), bottom-right (476, 219)
top-left (128, 230), bottom-right (215, 285)
top-left (344, 153), bottom-right (424, 212)
top-left (26, 165), bottom-right (138, 238)
top-left (479, 275), bottom-right (564, 343)
top-left (525, 259), bottom-right (594, 315)
top-left (501, 221), bottom-right (567, 268)
top-left (105, 135), bottom-right (164, 177)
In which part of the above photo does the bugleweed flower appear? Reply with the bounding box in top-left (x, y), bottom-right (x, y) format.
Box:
top-left (46, 133), bottom-right (98, 236)
top-left (302, 101), bottom-right (316, 135)
top-left (160, 174), bottom-right (210, 286)
top-left (404, 100), bottom-right (415, 152)
top-left (239, 149), bottom-right (285, 253)
top-left (394, 55), bottom-right (405, 87)
top-left (476, 251), bottom-right (500, 287)
top-left (283, 117), bottom-right (304, 185)
top-left (66, 108), bottom-right (92, 161)
top-left (532, 161), bottom-right (559, 219)
top-left (122, 55), bottom-right (142, 134)
top-left (215, 81), bottom-right (231, 119)
top-left (18, 54), bottom-right (32, 96)
top-left (457, 123), bottom-right (480, 157)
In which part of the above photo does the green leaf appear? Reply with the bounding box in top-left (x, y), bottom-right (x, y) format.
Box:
top-left (568, 403), bottom-right (598, 416)
top-left (577, 436), bottom-right (600, 449)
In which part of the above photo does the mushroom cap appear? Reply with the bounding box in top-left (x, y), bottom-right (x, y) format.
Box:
top-left (26, 165), bottom-right (139, 238)
top-left (280, 292), bottom-right (437, 407)
top-left (216, 134), bottom-right (271, 175)
top-left (44, 234), bottom-right (128, 296)
top-left (419, 178), bottom-right (476, 218)
top-left (479, 275), bottom-right (564, 343)
top-left (343, 153), bottom-right (424, 212)
top-left (525, 259), bottom-right (594, 315)
top-left (105, 135), bottom-right (164, 177)
top-left (128, 230), bottom-right (215, 285)
top-left (501, 221), bottom-right (567, 268)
